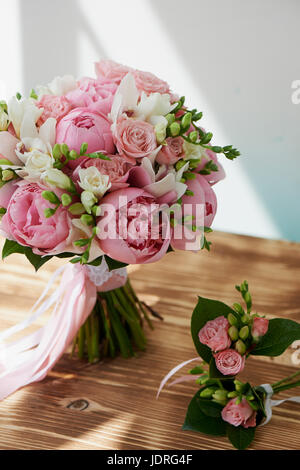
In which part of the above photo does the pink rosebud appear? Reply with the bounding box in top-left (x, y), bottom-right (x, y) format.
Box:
top-left (134, 70), bottom-right (170, 95)
top-left (251, 317), bottom-right (269, 341)
top-left (156, 137), bottom-right (184, 165)
top-left (214, 349), bottom-right (245, 376)
top-left (95, 59), bottom-right (134, 84)
top-left (222, 398), bottom-right (257, 428)
top-left (37, 95), bottom-right (72, 126)
top-left (56, 108), bottom-right (115, 168)
top-left (198, 316), bottom-right (231, 352)
top-left (113, 118), bottom-right (158, 162)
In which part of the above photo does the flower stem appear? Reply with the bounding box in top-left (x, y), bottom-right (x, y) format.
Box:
top-left (272, 370), bottom-right (300, 389)
top-left (273, 379), bottom-right (300, 394)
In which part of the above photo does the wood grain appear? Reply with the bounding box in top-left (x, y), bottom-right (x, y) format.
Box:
top-left (0, 231), bottom-right (300, 450)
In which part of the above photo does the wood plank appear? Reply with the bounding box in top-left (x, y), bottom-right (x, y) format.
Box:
top-left (0, 232), bottom-right (299, 450)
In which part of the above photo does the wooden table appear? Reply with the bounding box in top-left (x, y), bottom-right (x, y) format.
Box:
top-left (0, 231), bottom-right (299, 450)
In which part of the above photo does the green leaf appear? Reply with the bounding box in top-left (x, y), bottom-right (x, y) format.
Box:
top-left (2, 240), bottom-right (52, 271)
top-left (24, 249), bottom-right (52, 271)
top-left (226, 424), bottom-right (255, 450)
top-left (104, 255), bottom-right (128, 271)
top-left (197, 398), bottom-right (223, 418)
top-left (191, 296), bottom-right (236, 363)
top-left (2, 240), bottom-right (25, 259)
top-left (251, 318), bottom-right (300, 356)
top-left (183, 391), bottom-right (226, 436)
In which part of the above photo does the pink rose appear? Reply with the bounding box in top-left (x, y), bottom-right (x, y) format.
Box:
top-left (37, 95), bottom-right (72, 126)
top-left (252, 317), bottom-right (269, 341)
top-left (66, 77), bottom-right (117, 115)
top-left (156, 137), bottom-right (184, 165)
top-left (222, 398), bottom-right (257, 428)
top-left (97, 187), bottom-right (170, 264)
top-left (114, 118), bottom-right (158, 162)
top-left (134, 70), bottom-right (170, 95)
top-left (171, 174), bottom-right (217, 251)
top-left (198, 316), bottom-right (231, 352)
top-left (95, 59), bottom-right (133, 84)
top-left (214, 349), bottom-right (245, 376)
top-left (56, 108), bottom-right (115, 168)
top-left (73, 155), bottom-right (132, 191)
top-left (1, 182), bottom-right (72, 255)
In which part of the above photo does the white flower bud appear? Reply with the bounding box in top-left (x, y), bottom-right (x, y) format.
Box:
top-left (78, 166), bottom-right (111, 197)
top-left (44, 168), bottom-right (74, 191)
top-left (81, 190), bottom-right (97, 214)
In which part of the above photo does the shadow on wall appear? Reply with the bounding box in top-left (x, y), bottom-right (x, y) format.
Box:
top-left (19, 0), bottom-right (300, 241)
top-left (149, 0), bottom-right (300, 241)
top-left (19, 0), bottom-right (106, 90)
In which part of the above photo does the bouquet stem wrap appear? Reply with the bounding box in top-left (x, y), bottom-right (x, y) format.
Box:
top-left (0, 259), bottom-right (149, 400)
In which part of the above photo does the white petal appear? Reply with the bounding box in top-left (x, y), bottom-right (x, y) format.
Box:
top-left (141, 157), bottom-right (155, 183)
top-left (39, 118), bottom-right (56, 147)
top-left (110, 73), bottom-right (139, 124)
top-left (175, 181), bottom-right (188, 200)
top-left (144, 172), bottom-right (176, 197)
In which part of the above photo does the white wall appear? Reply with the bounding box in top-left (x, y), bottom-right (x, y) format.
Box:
top-left (1, 0), bottom-right (299, 241)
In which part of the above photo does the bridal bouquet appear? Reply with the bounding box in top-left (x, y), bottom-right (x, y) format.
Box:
top-left (159, 282), bottom-right (300, 449)
top-left (0, 59), bottom-right (239, 400)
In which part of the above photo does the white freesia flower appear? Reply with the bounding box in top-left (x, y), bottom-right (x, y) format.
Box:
top-left (183, 140), bottom-right (209, 163)
top-left (7, 96), bottom-right (42, 138)
top-left (78, 166), bottom-right (111, 197)
top-left (15, 149), bottom-right (54, 183)
top-left (0, 108), bottom-right (9, 131)
top-left (43, 168), bottom-right (73, 191)
top-left (135, 92), bottom-right (172, 124)
top-left (151, 115), bottom-right (168, 144)
top-left (36, 75), bottom-right (77, 99)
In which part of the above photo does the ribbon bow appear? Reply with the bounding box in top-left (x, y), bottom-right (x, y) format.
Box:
top-left (0, 258), bottom-right (127, 400)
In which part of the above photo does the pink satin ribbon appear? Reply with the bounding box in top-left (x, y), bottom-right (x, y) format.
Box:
top-left (0, 261), bottom-right (127, 400)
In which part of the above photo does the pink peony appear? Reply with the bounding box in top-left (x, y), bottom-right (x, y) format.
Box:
top-left (134, 70), bottom-right (170, 95)
top-left (97, 187), bottom-right (170, 264)
top-left (56, 108), bottom-right (115, 168)
top-left (214, 349), bottom-right (245, 376)
top-left (171, 174), bottom-right (217, 251)
top-left (252, 317), bottom-right (269, 341)
top-left (0, 181), bottom-right (18, 209)
top-left (113, 118), bottom-right (158, 162)
top-left (156, 137), bottom-right (184, 165)
top-left (198, 316), bottom-right (231, 352)
top-left (37, 95), bottom-right (72, 126)
top-left (66, 77), bottom-right (117, 115)
top-left (222, 398), bottom-right (257, 428)
top-left (95, 59), bottom-right (134, 84)
top-left (1, 182), bottom-right (72, 255)
top-left (73, 155), bottom-right (132, 191)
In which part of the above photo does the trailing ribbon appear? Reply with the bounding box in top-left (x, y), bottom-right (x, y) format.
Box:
top-left (0, 258), bottom-right (127, 400)
top-left (156, 357), bottom-right (202, 398)
top-left (259, 383), bottom-right (300, 426)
